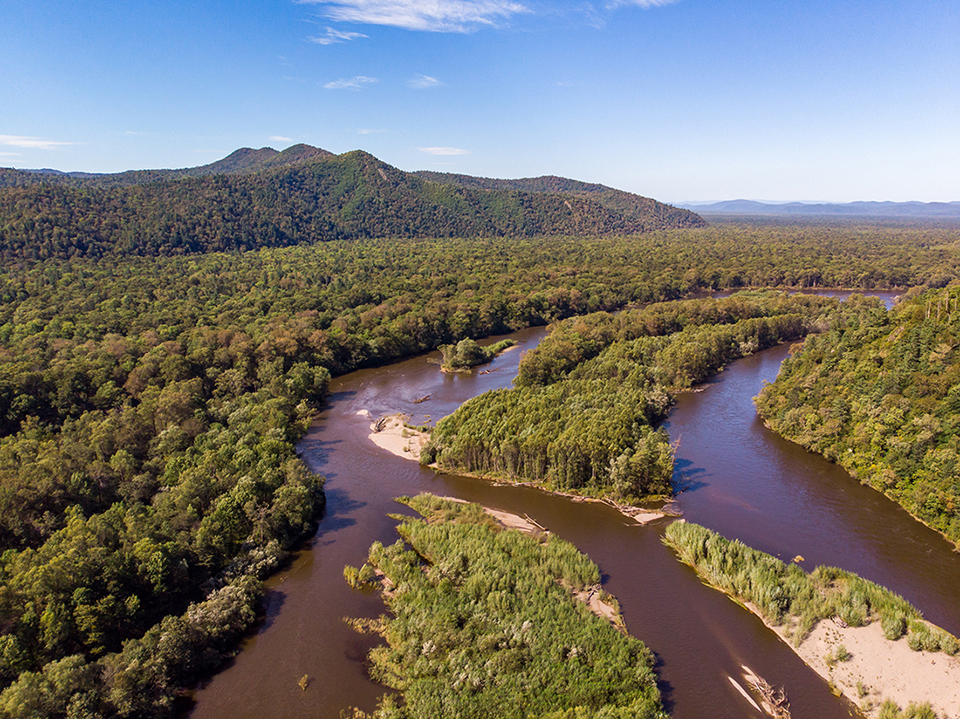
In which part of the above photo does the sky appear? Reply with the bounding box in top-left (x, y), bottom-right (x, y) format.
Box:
top-left (2, 0), bottom-right (958, 203)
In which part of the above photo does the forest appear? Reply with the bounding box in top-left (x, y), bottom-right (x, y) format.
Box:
top-left (755, 286), bottom-right (960, 545)
top-left (344, 493), bottom-right (666, 718)
top-left (0, 220), bottom-right (958, 714)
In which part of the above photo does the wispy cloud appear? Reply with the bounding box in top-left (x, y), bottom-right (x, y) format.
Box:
top-left (324, 75), bottom-right (378, 89)
top-left (357, 128), bottom-right (388, 134)
top-left (309, 26), bottom-right (369, 44)
top-left (408, 74), bottom-right (442, 89)
top-left (270, 135), bottom-right (294, 142)
top-left (299, 0), bottom-right (529, 32)
top-left (418, 146), bottom-right (470, 155)
top-left (0, 134), bottom-right (72, 150)
top-left (605, 0), bottom-right (679, 8)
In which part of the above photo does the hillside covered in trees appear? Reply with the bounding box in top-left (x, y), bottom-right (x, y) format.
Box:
top-left (0, 147), bottom-right (703, 260)
top-left (756, 286), bottom-right (960, 545)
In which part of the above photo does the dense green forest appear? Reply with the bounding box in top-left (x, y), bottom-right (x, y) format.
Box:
top-left (423, 292), bottom-right (838, 502)
top-left (1, 222), bottom-right (959, 715)
top-left (344, 494), bottom-right (666, 718)
top-left (0, 148), bottom-right (703, 260)
top-left (664, 520), bottom-right (959, 653)
top-left (755, 286), bottom-right (960, 545)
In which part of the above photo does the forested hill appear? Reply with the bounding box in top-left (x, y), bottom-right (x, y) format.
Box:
top-left (0, 147), bottom-right (704, 260)
top-left (413, 170), bottom-right (703, 230)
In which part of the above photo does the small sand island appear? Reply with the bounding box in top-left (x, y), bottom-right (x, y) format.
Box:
top-left (368, 414), bottom-right (430, 460)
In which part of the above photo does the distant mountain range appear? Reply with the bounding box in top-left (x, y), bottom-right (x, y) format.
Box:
top-left (680, 199), bottom-right (960, 218)
top-left (0, 146), bottom-right (703, 260)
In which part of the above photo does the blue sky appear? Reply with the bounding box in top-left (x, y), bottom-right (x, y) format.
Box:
top-left (2, 0), bottom-right (958, 202)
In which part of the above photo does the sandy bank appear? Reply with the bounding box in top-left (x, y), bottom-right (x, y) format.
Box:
top-left (751, 608), bottom-right (960, 717)
top-left (368, 414), bottom-right (430, 461)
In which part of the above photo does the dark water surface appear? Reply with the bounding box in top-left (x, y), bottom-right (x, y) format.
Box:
top-left (191, 292), bottom-right (959, 719)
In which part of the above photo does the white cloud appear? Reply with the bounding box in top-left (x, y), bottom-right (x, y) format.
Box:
top-left (299, 0), bottom-right (529, 32)
top-left (309, 26), bottom-right (368, 44)
top-left (357, 128), bottom-right (388, 134)
top-left (324, 75), bottom-right (378, 89)
top-left (418, 146), bottom-right (470, 155)
top-left (605, 0), bottom-right (679, 8)
top-left (270, 135), bottom-right (294, 142)
top-left (409, 74), bottom-right (441, 89)
top-left (0, 134), bottom-right (72, 150)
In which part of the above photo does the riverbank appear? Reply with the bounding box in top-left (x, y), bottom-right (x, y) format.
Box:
top-left (367, 414), bottom-right (670, 526)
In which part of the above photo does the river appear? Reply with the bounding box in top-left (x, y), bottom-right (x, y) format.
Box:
top-left (190, 292), bottom-right (960, 718)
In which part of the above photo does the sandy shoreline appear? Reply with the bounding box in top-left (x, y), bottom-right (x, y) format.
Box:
top-left (367, 413), bottom-right (430, 461)
top-left (745, 605), bottom-right (960, 717)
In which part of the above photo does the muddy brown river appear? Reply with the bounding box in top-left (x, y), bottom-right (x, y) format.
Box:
top-left (190, 292), bottom-right (960, 718)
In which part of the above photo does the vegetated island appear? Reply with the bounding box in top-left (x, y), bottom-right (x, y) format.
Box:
top-left (664, 520), bottom-right (960, 718)
top-left (756, 286), bottom-right (960, 547)
top-left (418, 292), bottom-right (838, 512)
top-left (343, 493), bottom-right (667, 718)
top-left (438, 337), bottom-right (516, 372)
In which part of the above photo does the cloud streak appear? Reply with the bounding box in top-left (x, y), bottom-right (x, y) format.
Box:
top-left (418, 146), bottom-right (469, 155)
top-left (324, 75), bottom-right (378, 89)
top-left (0, 135), bottom-right (72, 150)
top-left (300, 0), bottom-right (529, 32)
top-left (408, 74), bottom-right (441, 89)
top-left (605, 0), bottom-right (679, 8)
top-left (309, 26), bottom-right (368, 44)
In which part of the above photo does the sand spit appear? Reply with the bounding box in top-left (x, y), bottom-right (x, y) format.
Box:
top-left (368, 414), bottom-right (430, 461)
top-left (794, 619), bottom-right (960, 718)
top-left (746, 608), bottom-right (960, 718)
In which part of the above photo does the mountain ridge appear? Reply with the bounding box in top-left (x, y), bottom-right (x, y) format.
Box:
top-left (0, 146), bottom-right (705, 260)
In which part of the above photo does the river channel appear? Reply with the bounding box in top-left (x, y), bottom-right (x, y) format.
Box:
top-left (190, 292), bottom-right (960, 719)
